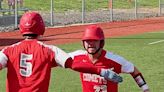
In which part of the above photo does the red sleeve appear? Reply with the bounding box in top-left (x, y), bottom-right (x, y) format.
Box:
top-left (65, 58), bottom-right (101, 75)
top-left (72, 61), bottom-right (101, 75)
top-left (64, 57), bottom-right (73, 68)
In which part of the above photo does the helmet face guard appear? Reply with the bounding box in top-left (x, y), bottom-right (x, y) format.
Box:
top-left (19, 12), bottom-right (45, 36)
top-left (82, 25), bottom-right (105, 54)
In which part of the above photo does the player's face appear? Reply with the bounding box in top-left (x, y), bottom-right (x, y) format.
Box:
top-left (83, 40), bottom-right (101, 54)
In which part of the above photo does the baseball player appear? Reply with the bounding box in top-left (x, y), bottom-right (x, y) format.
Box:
top-left (8, 0), bottom-right (14, 10)
top-left (0, 12), bottom-right (122, 92)
top-left (69, 25), bottom-right (150, 92)
top-left (17, 0), bottom-right (23, 8)
top-left (8, 0), bottom-right (23, 10)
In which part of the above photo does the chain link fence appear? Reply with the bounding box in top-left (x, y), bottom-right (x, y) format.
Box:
top-left (0, 0), bottom-right (163, 31)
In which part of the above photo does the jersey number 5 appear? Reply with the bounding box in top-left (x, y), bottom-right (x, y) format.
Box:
top-left (20, 53), bottom-right (33, 77)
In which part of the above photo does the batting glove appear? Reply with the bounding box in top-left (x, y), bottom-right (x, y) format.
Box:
top-left (100, 69), bottom-right (123, 83)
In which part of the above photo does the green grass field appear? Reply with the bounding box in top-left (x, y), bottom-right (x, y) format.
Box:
top-left (2, 0), bottom-right (159, 11)
top-left (0, 31), bottom-right (164, 92)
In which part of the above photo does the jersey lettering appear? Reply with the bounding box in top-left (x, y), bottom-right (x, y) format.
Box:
top-left (20, 53), bottom-right (33, 77)
top-left (83, 73), bottom-right (107, 84)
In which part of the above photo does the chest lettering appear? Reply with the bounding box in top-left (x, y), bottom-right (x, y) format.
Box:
top-left (83, 73), bottom-right (107, 84)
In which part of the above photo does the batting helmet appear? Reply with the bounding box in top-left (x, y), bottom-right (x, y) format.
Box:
top-left (19, 12), bottom-right (45, 35)
top-left (82, 25), bottom-right (105, 49)
top-left (82, 25), bottom-right (104, 41)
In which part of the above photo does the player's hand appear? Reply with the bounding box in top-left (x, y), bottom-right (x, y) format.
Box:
top-left (100, 69), bottom-right (123, 83)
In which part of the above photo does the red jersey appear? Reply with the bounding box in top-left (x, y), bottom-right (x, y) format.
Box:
top-left (69, 50), bottom-right (134, 92)
top-left (0, 39), bottom-right (70, 92)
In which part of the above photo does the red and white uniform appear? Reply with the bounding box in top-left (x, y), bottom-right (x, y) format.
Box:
top-left (69, 50), bottom-right (134, 92)
top-left (0, 39), bottom-right (70, 92)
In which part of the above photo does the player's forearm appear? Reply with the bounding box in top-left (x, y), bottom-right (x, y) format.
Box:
top-left (72, 61), bottom-right (123, 83)
top-left (66, 59), bottom-right (123, 83)
top-left (64, 58), bottom-right (100, 74)
top-left (71, 60), bottom-right (100, 74)
top-left (131, 67), bottom-right (150, 92)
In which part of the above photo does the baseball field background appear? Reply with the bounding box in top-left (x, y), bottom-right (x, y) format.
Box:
top-left (0, 0), bottom-right (164, 92)
top-left (0, 18), bottom-right (164, 92)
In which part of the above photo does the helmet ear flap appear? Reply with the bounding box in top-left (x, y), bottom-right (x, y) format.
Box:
top-left (100, 40), bottom-right (104, 48)
top-left (82, 41), bottom-right (86, 50)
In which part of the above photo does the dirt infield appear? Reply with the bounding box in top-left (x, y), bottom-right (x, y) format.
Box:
top-left (0, 17), bottom-right (164, 50)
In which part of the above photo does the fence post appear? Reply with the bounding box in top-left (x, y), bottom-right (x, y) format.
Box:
top-left (109, 0), bottom-right (113, 22)
top-left (82, 0), bottom-right (85, 24)
top-left (159, 0), bottom-right (161, 16)
top-left (14, 0), bottom-right (18, 29)
top-left (135, 0), bottom-right (137, 19)
top-left (50, 0), bottom-right (54, 26)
